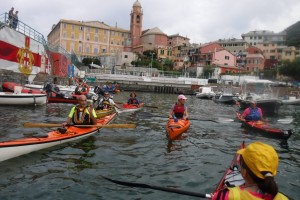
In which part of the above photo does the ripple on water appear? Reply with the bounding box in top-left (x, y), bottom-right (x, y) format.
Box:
top-left (0, 92), bottom-right (299, 199)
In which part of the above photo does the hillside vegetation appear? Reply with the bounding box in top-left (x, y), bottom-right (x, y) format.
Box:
top-left (285, 21), bottom-right (300, 47)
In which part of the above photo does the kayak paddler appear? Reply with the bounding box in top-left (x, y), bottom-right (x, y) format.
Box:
top-left (168, 94), bottom-right (189, 121)
top-left (63, 95), bottom-right (97, 125)
top-left (211, 142), bottom-right (289, 200)
top-left (240, 100), bottom-right (264, 121)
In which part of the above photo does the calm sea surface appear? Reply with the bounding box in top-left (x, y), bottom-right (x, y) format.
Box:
top-left (0, 92), bottom-right (299, 200)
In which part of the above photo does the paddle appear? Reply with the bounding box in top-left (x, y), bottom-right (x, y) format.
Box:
top-left (276, 118), bottom-right (293, 124)
top-left (139, 113), bottom-right (234, 123)
top-left (101, 176), bottom-right (211, 198)
top-left (23, 123), bottom-right (137, 128)
top-left (114, 101), bottom-right (158, 108)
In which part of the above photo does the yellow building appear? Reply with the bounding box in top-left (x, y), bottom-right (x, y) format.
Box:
top-left (47, 19), bottom-right (131, 60)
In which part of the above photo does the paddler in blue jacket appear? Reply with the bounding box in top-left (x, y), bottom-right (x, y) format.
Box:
top-left (127, 92), bottom-right (140, 105)
top-left (241, 100), bottom-right (264, 121)
top-left (168, 94), bottom-right (189, 120)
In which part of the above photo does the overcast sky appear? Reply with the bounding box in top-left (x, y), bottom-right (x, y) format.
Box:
top-left (2, 0), bottom-right (300, 44)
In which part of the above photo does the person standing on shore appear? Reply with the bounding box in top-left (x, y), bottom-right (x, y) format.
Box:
top-left (12, 10), bottom-right (19, 30)
top-left (168, 94), bottom-right (189, 120)
top-left (8, 7), bottom-right (14, 27)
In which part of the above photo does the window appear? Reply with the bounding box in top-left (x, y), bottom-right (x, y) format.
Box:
top-left (71, 33), bottom-right (74, 39)
top-left (86, 46), bottom-right (90, 53)
top-left (72, 25), bottom-right (75, 30)
top-left (94, 48), bottom-right (98, 54)
top-left (63, 23), bottom-right (66, 28)
top-left (70, 43), bottom-right (74, 52)
top-left (124, 55), bottom-right (128, 58)
top-left (95, 37), bottom-right (98, 42)
top-left (225, 56), bottom-right (229, 60)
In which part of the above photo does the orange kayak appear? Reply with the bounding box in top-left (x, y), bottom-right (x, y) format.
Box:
top-left (0, 113), bottom-right (118, 162)
top-left (166, 118), bottom-right (190, 141)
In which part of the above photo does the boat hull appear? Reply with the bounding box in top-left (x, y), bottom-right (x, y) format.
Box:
top-left (213, 94), bottom-right (239, 104)
top-left (166, 119), bottom-right (190, 141)
top-left (116, 103), bottom-right (144, 113)
top-left (0, 92), bottom-right (47, 105)
top-left (96, 108), bottom-right (116, 118)
top-left (0, 113), bottom-right (117, 162)
top-left (236, 113), bottom-right (292, 139)
top-left (214, 142), bottom-right (245, 192)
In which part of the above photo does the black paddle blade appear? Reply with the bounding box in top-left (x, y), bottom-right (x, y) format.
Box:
top-left (101, 176), bottom-right (210, 198)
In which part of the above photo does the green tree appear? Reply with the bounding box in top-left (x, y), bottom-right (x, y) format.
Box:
top-left (203, 66), bottom-right (215, 78)
top-left (93, 58), bottom-right (101, 65)
top-left (82, 58), bottom-right (92, 66)
top-left (279, 58), bottom-right (300, 80)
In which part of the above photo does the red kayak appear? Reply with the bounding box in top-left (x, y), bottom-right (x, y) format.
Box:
top-left (47, 92), bottom-right (79, 104)
top-left (236, 113), bottom-right (292, 139)
top-left (214, 142), bottom-right (245, 193)
top-left (115, 103), bottom-right (144, 113)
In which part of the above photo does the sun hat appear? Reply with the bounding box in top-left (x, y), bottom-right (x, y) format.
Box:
top-left (177, 94), bottom-right (187, 100)
top-left (237, 142), bottom-right (278, 179)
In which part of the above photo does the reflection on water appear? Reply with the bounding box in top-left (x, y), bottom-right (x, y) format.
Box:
top-left (0, 92), bottom-right (299, 200)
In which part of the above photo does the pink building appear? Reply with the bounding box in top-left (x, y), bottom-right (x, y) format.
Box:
top-left (244, 46), bottom-right (265, 71)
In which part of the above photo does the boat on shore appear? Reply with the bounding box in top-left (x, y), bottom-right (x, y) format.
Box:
top-left (166, 118), bottom-right (190, 141)
top-left (0, 112), bottom-right (118, 162)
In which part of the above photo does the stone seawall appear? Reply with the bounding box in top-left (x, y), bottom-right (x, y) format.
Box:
top-left (1, 69), bottom-right (298, 96)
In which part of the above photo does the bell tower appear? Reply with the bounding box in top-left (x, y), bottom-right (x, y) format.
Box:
top-left (130, 0), bottom-right (143, 48)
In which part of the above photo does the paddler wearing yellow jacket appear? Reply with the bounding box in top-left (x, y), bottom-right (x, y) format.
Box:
top-left (64, 95), bottom-right (97, 125)
top-left (211, 142), bottom-right (289, 200)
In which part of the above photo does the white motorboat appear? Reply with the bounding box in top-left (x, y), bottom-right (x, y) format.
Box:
top-left (195, 86), bottom-right (216, 99)
top-left (281, 91), bottom-right (300, 105)
top-left (237, 79), bottom-right (282, 114)
top-left (0, 91), bottom-right (47, 106)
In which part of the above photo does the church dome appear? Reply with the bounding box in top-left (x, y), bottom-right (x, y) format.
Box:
top-left (133, 0), bottom-right (141, 7)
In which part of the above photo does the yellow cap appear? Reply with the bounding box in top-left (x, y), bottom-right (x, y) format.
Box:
top-left (237, 142), bottom-right (278, 179)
